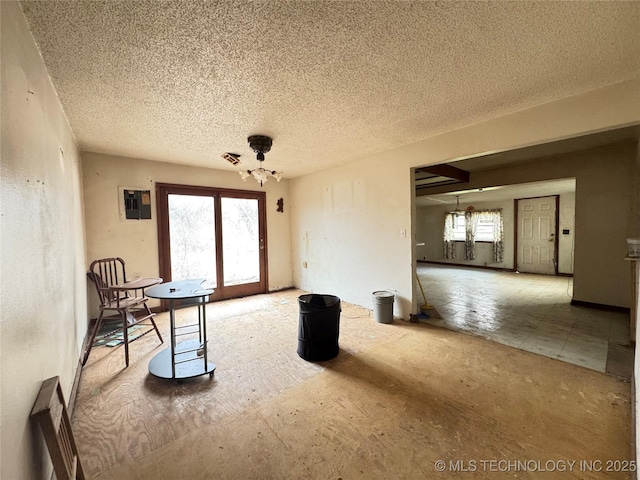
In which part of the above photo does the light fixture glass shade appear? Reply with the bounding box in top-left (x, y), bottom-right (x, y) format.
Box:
top-left (252, 168), bottom-right (268, 183)
top-left (239, 167), bottom-right (283, 185)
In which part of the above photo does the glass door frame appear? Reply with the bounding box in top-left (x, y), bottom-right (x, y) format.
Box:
top-left (156, 183), bottom-right (268, 306)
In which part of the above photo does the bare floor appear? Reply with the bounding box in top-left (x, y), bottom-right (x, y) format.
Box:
top-left (76, 289), bottom-right (632, 479)
top-left (418, 264), bottom-right (632, 374)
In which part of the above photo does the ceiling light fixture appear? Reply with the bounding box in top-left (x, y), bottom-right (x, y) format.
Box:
top-left (452, 195), bottom-right (463, 214)
top-left (451, 195), bottom-right (464, 228)
top-left (239, 135), bottom-right (282, 187)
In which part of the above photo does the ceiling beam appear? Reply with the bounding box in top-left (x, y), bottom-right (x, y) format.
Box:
top-left (416, 180), bottom-right (461, 190)
top-left (416, 164), bottom-right (470, 183)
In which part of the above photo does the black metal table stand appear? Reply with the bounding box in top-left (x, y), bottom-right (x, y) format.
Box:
top-left (146, 279), bottom-right (216, 381)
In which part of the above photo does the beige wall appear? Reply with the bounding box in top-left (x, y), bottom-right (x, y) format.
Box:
top-left (2, 1), bottom-right (639, 473)
top-left (1, 3), bottom-right (87, 479)
top-left (417, 198), bottom-right (517, 269)
top-left (440, 143), bottom-right (635, 307)
top-left (418, 142), bottom-right (638, 307)
top-left (291, 161), bottom-right (414, 318)
top-left (558, 192), bottom-right (576, 275)
top-left (82, 152), bottom-right (293, 314)
top-left (417, 191), bottom-right (576, 274)
top-left (291, 84), bottom-right (639, 460)
top-left (291, 79), bottom-right (640, 320)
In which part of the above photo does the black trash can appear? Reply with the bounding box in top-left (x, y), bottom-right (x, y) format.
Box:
top-left (297, 294), bottom-right (341, 361)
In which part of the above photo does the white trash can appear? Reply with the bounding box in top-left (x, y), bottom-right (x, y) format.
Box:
top-left (372, 291), bottom-right (395, 324)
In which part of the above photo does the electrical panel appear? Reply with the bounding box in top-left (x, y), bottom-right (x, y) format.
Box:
top-left (124, 190), bottom-right (151, 220)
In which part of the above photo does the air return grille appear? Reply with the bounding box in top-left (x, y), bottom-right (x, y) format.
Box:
top-left (222, 152), bottom-right (241, 165)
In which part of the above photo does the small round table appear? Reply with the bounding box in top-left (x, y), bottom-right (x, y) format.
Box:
top-left (145, 279), bottom-right (216, 380)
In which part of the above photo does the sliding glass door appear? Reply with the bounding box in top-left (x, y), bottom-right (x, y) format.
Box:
top-left (157, 184), bottom-right (267, 303)
top-left (168, 193), bottom-right (218, 286)
top-left (221, 196), bottom-right (260, 287)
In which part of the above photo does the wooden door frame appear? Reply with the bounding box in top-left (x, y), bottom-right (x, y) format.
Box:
top-left (156, 183), bottom-right (268, 307)
top-left (514, 195), bottom-right (560, 275)
top-left (218, 188), bottom-right (269, 298)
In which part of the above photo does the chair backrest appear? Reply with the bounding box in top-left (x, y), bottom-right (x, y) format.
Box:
top-left (89, 257), bottom-right (128, 305)
top-left (31, 376), bottom-right (86, 480)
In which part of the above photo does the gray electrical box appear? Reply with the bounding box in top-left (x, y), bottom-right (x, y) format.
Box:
top-left (124, 190), bottom-right (151, 220)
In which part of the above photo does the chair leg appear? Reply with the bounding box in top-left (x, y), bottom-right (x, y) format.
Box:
top-left (145, 303), bottom-right (163, 344)
top-left (122, 310), bottom-right (130, 368)
top-left (82, 311), bottom-right (105, 366)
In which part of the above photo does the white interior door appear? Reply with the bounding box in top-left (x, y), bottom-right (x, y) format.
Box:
top-left (517, 196), bottom-right (557, 275)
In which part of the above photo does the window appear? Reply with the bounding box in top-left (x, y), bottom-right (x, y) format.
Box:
top-left (444, 209), bottom-right (504, 262)
top-left (451, 212), bottom-right (498, 242)
top-left (450, 213), bottom-right (465, 241)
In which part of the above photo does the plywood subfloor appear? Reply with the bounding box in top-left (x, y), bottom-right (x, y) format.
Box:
top-left (76, 289), bottom-right (632, 479)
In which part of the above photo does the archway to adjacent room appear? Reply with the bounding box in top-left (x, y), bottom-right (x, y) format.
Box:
top-left (410, 126), bottom-right (637, 375)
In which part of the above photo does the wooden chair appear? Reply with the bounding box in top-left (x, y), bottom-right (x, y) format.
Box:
top-left (30, 376), bottom-right (86, 480)
top-left (83, 257), bottom-right (163, 367)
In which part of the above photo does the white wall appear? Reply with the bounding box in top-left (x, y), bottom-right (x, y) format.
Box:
top-left (1, 3), bottom-right (87, 479)
top-left (291, 78), bottom-right (640, 319)
top-left (82, 152), bottom-right (293, 314)
top-left (291, 163), bottom-right (414, 319)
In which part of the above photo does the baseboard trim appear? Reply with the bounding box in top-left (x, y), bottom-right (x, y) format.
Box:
top-left (71, 319), bottom-right (96, 417)
top-left (148, 288), bottom-right (296, 313)
top-left (268, 286), bottom-right (296, 294)
top-left (69, 358), bottom-right (83, 417)
top-left (418, 260), bottom-right (515, 273)
top-left (570, 299), bottom-right (630, 313)
top-left (419, 260), bottom-right (577, 278)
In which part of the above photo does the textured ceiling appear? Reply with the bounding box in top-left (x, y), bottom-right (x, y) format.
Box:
top-left (20, 1), bottom-right (640, 178)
